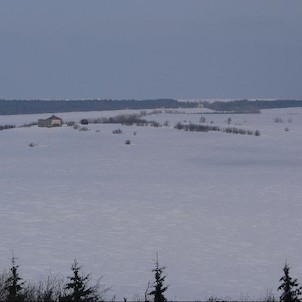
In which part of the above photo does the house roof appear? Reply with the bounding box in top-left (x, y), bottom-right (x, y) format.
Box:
top-left (47, 115), bottom-right (62, 121)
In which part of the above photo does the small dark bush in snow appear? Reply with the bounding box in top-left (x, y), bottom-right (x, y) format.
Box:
top-left (80, 119), bottom-right (89, 125)
top-left (66, 121), bottom-right (76, 127)
top-left (0, 124), bottom-right (15, 131)
top-left (113, 129), bottom-right (123, 134)
top-left (199, 116), bottom-right (206, 123)
top-left (79, 126), bottom-right (89, 131)
top-left (21, 122), bottom-right (37, 128)
top-left (274, 117), bottom-right (283, 123)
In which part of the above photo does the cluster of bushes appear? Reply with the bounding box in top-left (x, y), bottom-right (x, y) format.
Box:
top-left (274, 117), bottom-right (293, 124)
top-left (20, 122), bottom-right (37, 128)
top-left (146, 110), bottom-right (163, 116)
top-left (88, 114), bottom-right (145, 125)
top-left (112, 129), bottom-right (123, 134)
top-left (175, 122), bottom-right (220, 132)
top-left (0, 125), bottom-right (15, 131)
top-left (65, 121), bottom-right (90, 132)
top-left (66, 121), bottom-right (76, 127)
top-left (112, 130), bottom-right (133, 144)
top-left (199, 111), bottom-right (259, 115)
top-left (165, 109), bottom-right (187, 114)
top-left (274, 117), bottom-right (284, 123)
top-left (86, 114), bottom-right (162, 128)
top-left (273, 117), bottom-right (294, 132)
top-left (174, 122), bottom-right (260, 136)
top-left (224, 127), bottom-right (260, 136)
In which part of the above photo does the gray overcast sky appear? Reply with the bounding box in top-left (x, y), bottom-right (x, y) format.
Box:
top-left (0, 0), bottom-right (301, 100)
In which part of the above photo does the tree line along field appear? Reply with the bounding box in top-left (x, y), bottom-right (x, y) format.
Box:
top-left (0, 107), bottom-right (302, 300)
top-left (1, 99), bottom-right (302, 115)
top-left (0, 254), bottom-right (301, 302)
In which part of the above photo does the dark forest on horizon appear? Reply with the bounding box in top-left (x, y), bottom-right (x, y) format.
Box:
top-left (1, 99), bottom-right (302, 115)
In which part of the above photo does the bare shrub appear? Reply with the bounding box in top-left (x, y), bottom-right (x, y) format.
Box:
top-left (261, 290), bottom-right (276, 302)
top-left (199, 116), bottom-right (206, 123)
top-left (0, 125), bottom-right (15, 131)
top-left (274, 117), bottom-right (283, 123)
top-left (79, 126), bottom-right (89, 131)
top-left (0, 271), bottom-right (9, 301)
top-left (21, 122), bottom-right (37, 127)
top-left (113, 129), bottom-right (123, 134)
top-left (25, 274), bottom-right (66, 302)
top-left (66, 121), bottom-right (76, 127)
top-left (80, 119), bottom-right (89, 125)
top-left (148, 109), bottom-right (162, 115)
top-left (149, 121), bottom-right (161, 127)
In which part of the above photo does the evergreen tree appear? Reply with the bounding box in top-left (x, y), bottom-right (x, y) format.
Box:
top-left (149, 254), bottom-right (168, 302)
top-left (60, 260), bottom-right (101, 302)
top-left (4, 255), bottom-right (25, 302)
top-left (278, 262), bottom-right (302, 302)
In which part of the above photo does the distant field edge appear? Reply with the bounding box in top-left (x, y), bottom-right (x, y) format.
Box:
top-left (0, 99), bottom-right (196, 115)
top-left (1, 99), bottom-right (302, 115)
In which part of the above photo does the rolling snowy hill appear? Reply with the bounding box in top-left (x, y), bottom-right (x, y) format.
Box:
top-left (0, 108), bottom-right (302, 301)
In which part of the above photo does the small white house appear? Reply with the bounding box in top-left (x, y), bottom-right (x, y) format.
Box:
top-left (38, 115), bottom-right (63, 127)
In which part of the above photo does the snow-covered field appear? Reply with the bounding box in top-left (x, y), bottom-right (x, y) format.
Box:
top-left (1, 108), bottom-right (302, 301)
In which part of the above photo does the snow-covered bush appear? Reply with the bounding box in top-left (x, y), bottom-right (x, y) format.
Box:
top-left (274, 117), bottom-right (283, 123)
top-left (113, 129), bottom-right (123, 134)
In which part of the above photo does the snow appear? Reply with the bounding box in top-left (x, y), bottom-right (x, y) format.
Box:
top-left (0, 108), bottom-right (302, 300)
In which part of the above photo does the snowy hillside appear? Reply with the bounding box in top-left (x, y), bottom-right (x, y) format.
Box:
top-left (0, 108), bottom-right (302, 301)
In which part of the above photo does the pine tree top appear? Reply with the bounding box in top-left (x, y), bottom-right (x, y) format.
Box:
top-left (278, 263), bottom-right (302, 302)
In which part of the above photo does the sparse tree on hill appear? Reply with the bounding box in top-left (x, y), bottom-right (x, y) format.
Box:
top-left (60, 259), bottom-right (107, 302)
top-left (149, 254), bottom-right (168, 302)
top-left (278, 262), bottom-right (302, 302)
top-left (4, 254), bottom-right (26, 302)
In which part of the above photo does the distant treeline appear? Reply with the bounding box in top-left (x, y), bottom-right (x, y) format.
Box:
top-left (0, 99), bottom-right (196, 115)
top-left (202, 99), bottom-right (302, 113)
top-left (1, 99), bottom-right (302, 115)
